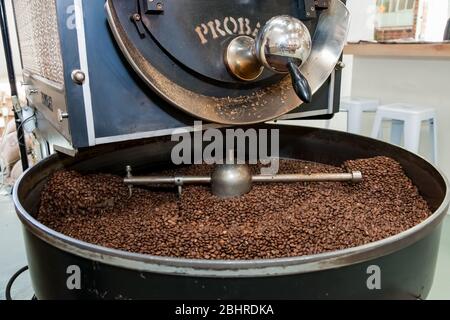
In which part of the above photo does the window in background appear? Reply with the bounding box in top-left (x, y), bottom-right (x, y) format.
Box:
top-left (374, 0), bottom-right (450, 41)
top-left (375, 0), bottom-right (418, 40)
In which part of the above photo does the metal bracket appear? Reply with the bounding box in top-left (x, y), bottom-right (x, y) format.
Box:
top-left (145, 0), bottom-right (164, 14)
top-left (303, 0), bottom-right (317, 19)
top-left (12, 95), bottom-right (22, 114)
top-left (126, 165), bottom-right (134, 198)
top-left (301, 0), bottom-right (330, 19)
top-left (175, 178), bottom-right (183, 197)
top-left (130, 13), bottom-right (146, 38)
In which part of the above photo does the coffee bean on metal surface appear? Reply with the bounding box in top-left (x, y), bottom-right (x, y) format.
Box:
top-left (38, 157), bottom-right (431, 260)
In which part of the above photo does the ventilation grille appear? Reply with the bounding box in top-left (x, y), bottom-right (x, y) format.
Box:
top-left (13, 0), bottom-right (64, 84)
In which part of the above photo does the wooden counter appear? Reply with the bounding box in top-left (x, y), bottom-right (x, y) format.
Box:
top-left (344, 43), bottom-right (450, 58)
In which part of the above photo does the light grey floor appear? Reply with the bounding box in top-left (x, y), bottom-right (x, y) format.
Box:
top-left (428, 216), bottom-right (450, 300)
top-left (0, 195), bottom-right (34, 300)
top-left (1, 195), bottom-right (449, 300)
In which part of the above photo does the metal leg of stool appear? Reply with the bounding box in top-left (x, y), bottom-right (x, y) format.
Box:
top-left (347, 108), bottom-right (363, 134)
top-left (391, 120), bottom-right (404, 146)
top-left (429, 117), bottom-right (438, 165)
top-left (371, 114), bottom-right (383, 140)
top-left (404, 118), bottom-right (421, 155)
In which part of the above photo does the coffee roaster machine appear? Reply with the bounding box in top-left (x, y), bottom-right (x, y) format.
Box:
top-left (9, 0), bottom-right (450, 299)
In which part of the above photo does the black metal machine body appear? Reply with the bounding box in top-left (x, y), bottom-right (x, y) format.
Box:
top-left (11, 0), bottom-right (345, 154)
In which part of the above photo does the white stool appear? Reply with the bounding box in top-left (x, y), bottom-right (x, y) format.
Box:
top-left (340, 97), bottom-right (379, 134)
top-left (371, 103), bottom-right (438, 164)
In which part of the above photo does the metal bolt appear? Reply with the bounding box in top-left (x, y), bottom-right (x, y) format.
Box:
top-left (71, 70), bottom-right (86, 85)
top-left (126, 166), bottom-right (133, 198)
top-left (57, 109), bottom-right (69, 122)
top-left (335, 61), bottom-right (346, 70)
top-left (156, 3), bottom-right (163, 10)
top-left (132, 13), bottom-right (141, 21)
top-left (126, 165), bottom-right (133, 178)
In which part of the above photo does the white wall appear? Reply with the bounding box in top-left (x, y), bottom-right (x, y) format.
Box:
top-left (351, 57), bottom-right (450, 177)
top-left (346, 0), bottom-right (377, 42)
top-left (341, 0), bottom-right (377, 98)
top-left (421, 0), bottom-right (449, 41)
top-left (344, 0), bottom-right (450, 178)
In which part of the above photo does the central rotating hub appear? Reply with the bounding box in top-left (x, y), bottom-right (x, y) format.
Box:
top-left (211, 164), bottom-right (253, 198)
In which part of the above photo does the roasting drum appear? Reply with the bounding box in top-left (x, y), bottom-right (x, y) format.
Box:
top-left (13, 125), bottom-right (449, 300)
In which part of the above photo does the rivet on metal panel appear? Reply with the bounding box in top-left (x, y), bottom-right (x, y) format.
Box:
top-left (335, 61), bottom-right (346, 70)
top-left (71, 69), bottom-right (86, 85)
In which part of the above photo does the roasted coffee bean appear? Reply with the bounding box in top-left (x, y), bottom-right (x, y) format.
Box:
top-left (38, 157), bottom-right (431, 260)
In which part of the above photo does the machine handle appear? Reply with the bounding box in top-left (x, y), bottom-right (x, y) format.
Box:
top-left (288, 61), bottom-right (312, 104)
